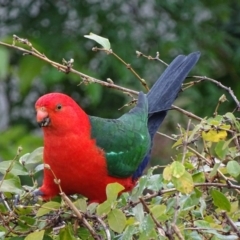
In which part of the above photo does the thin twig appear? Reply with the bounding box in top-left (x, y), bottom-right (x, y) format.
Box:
top-left (186, 76), bottom-right (240, 109)
top-left (222, 211), bottom-right (240, 237)
top-left (172, 105), bottom-right (202, 121)
top-left (60, 193), bottom-right (101, 240)
top-left (136, 51), bottom-right (169, 66)
top-left (126, 181), bottom-right (240, 210)
top-left (94, 215), bottom-right (111, 240)
top-left (139, 197), bottom-right (166, 237)
top-left (171, 224), bottom-right (184, 240)
top-left (93, 47), bottom-right (149, 91)
top-left (172, 193), bottom-right (180, 225)
top-left (0, 37), bottom-right (204, 121)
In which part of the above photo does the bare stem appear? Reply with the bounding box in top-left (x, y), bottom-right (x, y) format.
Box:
top-left (185, 75), bottom-right (240, 110)
top-left (60, 193), bottom-right (101, 240)
top-left (93, 47), bottom-right (150, 91)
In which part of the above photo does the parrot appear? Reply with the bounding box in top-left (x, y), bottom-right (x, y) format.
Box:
top-left (35, 52), bottom-right (200, 203)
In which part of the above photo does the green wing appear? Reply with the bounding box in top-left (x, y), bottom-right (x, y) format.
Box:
top-left (89, 93), bottom-right (151, 178)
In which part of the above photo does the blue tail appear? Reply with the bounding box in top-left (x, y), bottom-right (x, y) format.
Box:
top-left (132, 52), bottom-right (201, 179)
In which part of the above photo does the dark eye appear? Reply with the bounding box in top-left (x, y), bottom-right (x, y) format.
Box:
top-left (56, 104), bottom-right (62, 110)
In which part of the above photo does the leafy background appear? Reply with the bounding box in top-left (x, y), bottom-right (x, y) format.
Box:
top-left (1, 1), bottom-right (240, 161)
top-left (1, 1), bottom-right (240, 239)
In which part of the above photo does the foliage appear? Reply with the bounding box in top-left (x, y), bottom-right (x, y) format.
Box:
top-left (1, 1), bottom-right (240, 161)
top-left (1, 34), bottom-right (240, 239)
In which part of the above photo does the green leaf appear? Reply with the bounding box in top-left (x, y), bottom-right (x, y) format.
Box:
top-left (172, 171), bottom-right (194, 194)
top-left (87, 202), bottom-right (98, 214)
top-left (139, 215), bottom-right (157, 239)
top-left (14, 206), bottom-right (32, 215)
top-left (194, 220), bottom-right (211, 228)
top-left (84, 33), bottom-right (111, 50)
top-left (131, 176), bottom-right (148, 201)
top-left (209, 162), bottom-right (221, 177)
top-left (96, 200), bottom-right (111, 216)
top-left (106, 182), bottom-right (124, 202)
top-left (163, 165), bottom-right (172, 181)
top-left (215, 141), bottom-right (228, 159)
top-left (121, 225), bottom-right (135, 240)
top-left (147, 174), bottom-right (163, 191)
top-left (182, 192), bottom-right (199, 210)
top-left (107, 209), bottom-right (126, 233)
top-left (150, 204), bottom-right (169, 221)
top-left (132, 203), bottom-right (144, 223)
top-left (172, 138), bottom-right (183, 149)
top-left (0, 173), bottom-right (22, 194)
top-left (192, 172), bottom-right (205, 183)
top-left (19, 147), bottom-right (43, 170)
top-left (36, 201), bottom-right (61, 217)
top-left (0, 46), bottom-right (9, 79)
top-left (184, 230), bottom-right (202, 240)
top-left (25, 230), bottom-right (45, 240)
top-left (211, 189), bottom-right (231, 211)
top-left (170, 161), bottom-right (185, 178)
top-left (74, 198), bottom-right (87, 212)
top-left (227, 160), bottom-right (240, 178)
top-left (19, 216), bottom-right (35, 226)
top-left (0, 161), bottom-right (28, 175)
top-left (59, 225), bottom-right (76, 240)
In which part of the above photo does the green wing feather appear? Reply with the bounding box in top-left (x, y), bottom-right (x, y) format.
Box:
top-left (89, 93), bottom-right (151, 178)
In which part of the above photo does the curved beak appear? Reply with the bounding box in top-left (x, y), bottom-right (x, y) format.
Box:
top-left (36, 107), bottom-right (50, 127)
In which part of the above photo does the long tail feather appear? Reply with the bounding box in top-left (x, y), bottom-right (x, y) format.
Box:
top-left (132, 52), bottom-right (201, 179)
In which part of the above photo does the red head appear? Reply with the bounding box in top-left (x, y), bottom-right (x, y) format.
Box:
top-left (35, 93), bottom-right (90, 136)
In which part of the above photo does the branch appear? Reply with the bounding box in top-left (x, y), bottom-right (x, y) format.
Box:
top-left (93, 47), bottom-right (150, 91)
top-left (93, 215), bottom-right (111, 240)
top-left (60, 193), bottom-right (101, 240)
top-left (185, 75), bottom-right (240, 110)
top-left (171, 224), bottom-right (184, 240)
top-left (139, 198), bottom-right (166, 238)
top-left (0, 36), bottom-right (203, 121)
top-left (222, 212), bottom-right (240, 237)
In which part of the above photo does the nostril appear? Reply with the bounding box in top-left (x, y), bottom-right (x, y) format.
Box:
top-left (36, 107), bottom-right (48, 123)
top-left (36, 107), bottom-right (50, 127)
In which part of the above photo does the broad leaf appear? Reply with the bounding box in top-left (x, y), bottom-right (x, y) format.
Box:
top-left (172, 171), bottom-right (194, 194)
top-left (106, 182), bottom-right (124, 202)
top-left (36, 201), bottom-right (61, 217)
top-left (0, 173), bottom-right (22, 194)
top-left (192, 172), bottom-right (205, 183)
top-left (163, 165), bottom-right (172, 181)
top-left (0, 161), bottom-right (28, 175)
top-left (170, 161), bottom-right (185, 178)
top-left (25, 230), bottom-right (45, 240)
top-left (108, 209), bottom-right (126, 233)
top-left (19, 147), bottom-right (43, 170)
top-left (211, 189), bottom-right (231, 211)
top-left (227, 160), bottom-right (240, 178)
top-left (59, 225), bottom-right (76, 240)
top-left (215, 141), bottom-right (228, 159)
top-left (97, 200), bottom-right (111, 216)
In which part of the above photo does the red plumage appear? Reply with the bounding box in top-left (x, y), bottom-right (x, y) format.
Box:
top-left (36, 93), bottom-right (135, 203)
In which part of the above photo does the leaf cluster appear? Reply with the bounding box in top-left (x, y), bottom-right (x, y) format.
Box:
top-left (1, 34), bottom-right (240, 239)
